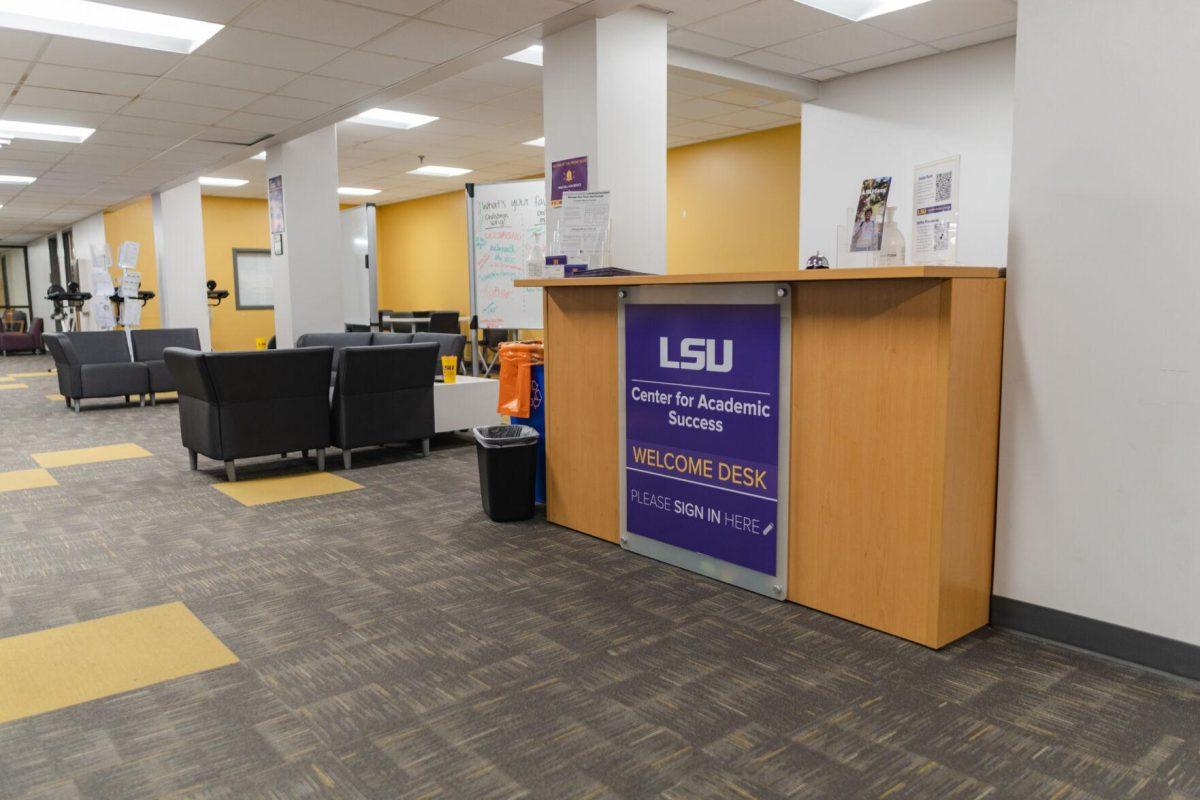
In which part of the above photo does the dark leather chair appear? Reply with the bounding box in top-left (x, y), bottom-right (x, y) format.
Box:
top-left (130, 328), bottom-right (201, 401)
top-left (0, 317), bottom-right (43, 355)
top-left (331, 343), bottom-right (438, 469)
top-left (427, 311), bottom-right (460, 334)
top-left (413, 332), bottom-right (466, 373)
top-left (44, 331), bottom-right (150, 411)
top-left (296, 331), bottom-right (373, 385)
top-left (165, 346), bottom-right (334, 482)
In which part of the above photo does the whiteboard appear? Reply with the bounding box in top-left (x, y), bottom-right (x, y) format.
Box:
top-left (469, 179), bottom-right (546, 329)
top-left (234, 248), bottom-right (274, 309)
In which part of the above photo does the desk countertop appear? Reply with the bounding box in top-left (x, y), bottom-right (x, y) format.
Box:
top-left (515, 265), bottom-right (1003, 288)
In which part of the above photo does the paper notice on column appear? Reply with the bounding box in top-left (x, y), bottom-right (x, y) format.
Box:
top-left (912, 155), bottom-right (960, 264)
top-left (557, 190), bottom-right (610, 266)
top-left (122, 297), bottom-right (141, 327)
top-left (117, 241), bottom-right (139, 268)
top-left (91, 265), bottom-right (115, 298)
top-left (120, 269), bottom-right (141, 299)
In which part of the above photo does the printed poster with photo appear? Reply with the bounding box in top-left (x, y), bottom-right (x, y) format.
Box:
top-left (850, 176), bottom-right (892, 252)
top-left (912, 155), bottom-right (960, 264)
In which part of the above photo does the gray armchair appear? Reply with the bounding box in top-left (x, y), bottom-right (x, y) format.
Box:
top-left (43, 331), bottom-right (150, 411)
top-left (331, 343), bottom-right (438, 469)
top-left (131, 328), bottom-right (201, 401)
top-left (165, 346), bottom-right (334, 482)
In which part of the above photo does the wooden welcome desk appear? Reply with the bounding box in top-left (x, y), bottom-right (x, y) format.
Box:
top-left (516, 267), bottom-right (1006, 648)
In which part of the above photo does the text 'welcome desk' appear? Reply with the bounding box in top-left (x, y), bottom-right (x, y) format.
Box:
top-left (516, 267), bottom-right (1006, 648)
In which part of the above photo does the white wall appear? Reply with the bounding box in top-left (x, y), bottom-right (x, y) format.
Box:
top-left (996, 0), bottom-right (1200, 646)
top-left (152, 181), bottom-right (212, 349)
top-left (70, 213), bottom-right (107, 330)
top-left (800, 39), bottom-right (1014, 267)
top-left (340, 205), bottom-right (370, 326)
top-left (25, 237), bottom-right (55, 327)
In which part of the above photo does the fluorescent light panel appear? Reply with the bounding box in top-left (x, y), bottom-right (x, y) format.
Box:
top-left (348, 108), bottom-right (437, 130)
top-left (338, 187), bottom-right (380, 196)
top-left (0, 0), bottom-right (224, 54)
top-left (198, 176), bottom-right (248, 187)
top-left (504, 44), bottom-right (543, 66)
top-left (0, 174), bottom-right (36, 184)
top-left (408, 165), bottom-right (472, 177)
top-left (523, 137), bottom-right (545, 147)
top-left (0, 119), bottom-right (93, 143)
top-left (795, 0), bottom-right (933, 20)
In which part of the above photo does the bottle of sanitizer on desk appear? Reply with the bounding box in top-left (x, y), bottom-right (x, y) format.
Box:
top-left (879, 206), bottom-right (907, 266)
top-left (526, 232), bottom-right (544, 279)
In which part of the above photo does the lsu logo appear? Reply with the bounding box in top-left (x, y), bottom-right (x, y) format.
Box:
top-left (659, 337), bottom-right (733, 373)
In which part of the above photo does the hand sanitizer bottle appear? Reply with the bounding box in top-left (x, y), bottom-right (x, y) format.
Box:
top-left (879, 206), bottom-right (906, 266)
top-left (526, 232), bottom-right (544, 279)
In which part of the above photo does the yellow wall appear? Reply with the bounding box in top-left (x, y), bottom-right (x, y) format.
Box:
top-left (103, 196), bottom-right (161, 329)
top-left (667, 125), bottom-right (800, 274)
top-left (201, 196), bottom-right (273, 351)
top-left (376, 190), bottom-right (469, 317)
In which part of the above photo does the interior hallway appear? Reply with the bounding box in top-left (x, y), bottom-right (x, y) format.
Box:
top-left (0, 355), bottom-right (1196, 800)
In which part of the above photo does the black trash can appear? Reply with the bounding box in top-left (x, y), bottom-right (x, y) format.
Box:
top-left (474, 424), bottom-right (540, 522)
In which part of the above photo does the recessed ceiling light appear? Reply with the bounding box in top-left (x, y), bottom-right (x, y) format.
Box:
top-left (0, 174), bottom-right (36, 184)
top-left (347, 108), bottom-right (437, 130)
top-left (794, 0), bottom-right (933, 21)
top-left (250, 151), bottom-right (266, 160)
top-left (523, 137), bottom-right (545, 147)
top-left (504, 44), bottom-right (542, 66)
top-left (198, 176), bottom-right (248, 187)
top-left (0, 119), bottom-right (93, 143)
top-left (338, 187), bottom-right (380, 196)
top-left (0, 0), bottom-right (224, 54)
top-left (408, 165), bottom-right (472, 177)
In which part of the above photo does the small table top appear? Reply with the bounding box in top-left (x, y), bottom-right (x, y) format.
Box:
top-left (516, 266), bottom-right (1004, 288)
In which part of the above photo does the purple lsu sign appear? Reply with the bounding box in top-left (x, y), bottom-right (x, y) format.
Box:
top-left (623, 303), bottom-right (781, 576)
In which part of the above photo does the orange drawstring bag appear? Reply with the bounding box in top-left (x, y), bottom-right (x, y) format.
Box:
top-left (497, 341), bottom-right (544, 418)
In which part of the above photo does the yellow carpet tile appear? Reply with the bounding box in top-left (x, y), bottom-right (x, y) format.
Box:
top-left (0, 468), bottom-right (58, 494)
top-left (32, 443), bottom-right (153, 468)
top-left (214, 471), bottom-right (363, 507)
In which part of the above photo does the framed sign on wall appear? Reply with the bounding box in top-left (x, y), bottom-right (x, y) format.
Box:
top-left (233, 248), bottom-right (273, 310)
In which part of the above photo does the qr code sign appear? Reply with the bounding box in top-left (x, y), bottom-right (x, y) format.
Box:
top-left (935, 171), bottom-right (953, 203)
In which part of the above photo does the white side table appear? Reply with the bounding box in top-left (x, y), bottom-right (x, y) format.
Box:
top-left (434, 376), bottom-right (502, 433)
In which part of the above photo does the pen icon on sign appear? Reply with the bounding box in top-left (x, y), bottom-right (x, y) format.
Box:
top-left (762, 523), bottom-right (775, 537)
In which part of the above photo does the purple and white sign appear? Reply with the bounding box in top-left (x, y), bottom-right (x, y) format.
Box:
top-left (623, 303), bottom-right (782, 577)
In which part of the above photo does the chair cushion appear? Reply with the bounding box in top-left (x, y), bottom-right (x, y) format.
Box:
top-left (132, 328), bottom-right (201, 361)
top-left (370, 332), bottom-right (414, 345)
top-left (66, 331), bottom-right (132, 364)
top-left (412, 332), bottom-right (466, 370)
top-left (79, 362), bottom-right (149, 398)
top-left (295, 332), bottom-right (372, 370)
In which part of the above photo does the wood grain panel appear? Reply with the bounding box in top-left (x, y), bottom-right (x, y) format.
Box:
top-left (543, 286), bottom-right (620, 542)
top-left (788, 279), bottom-right (946, 644)
top-left (517, 266), bottom-right (1002, 288)
top-left (931, 278), bottom-right (1007, 646)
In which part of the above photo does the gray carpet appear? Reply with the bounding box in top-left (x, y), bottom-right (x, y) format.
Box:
top-left (0, 354), bottom-right (1197, 800)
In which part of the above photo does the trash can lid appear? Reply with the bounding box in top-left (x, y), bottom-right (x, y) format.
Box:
top-left (473, 424), bottom-right (540, 447)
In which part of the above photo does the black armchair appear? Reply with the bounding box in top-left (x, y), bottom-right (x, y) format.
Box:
top-left (331, 343), bottom-right (438, 469)
top-left (165, 346), bottom-right (334, 482)
top-left (131, 328), bottom-right (201, 401)
top-left (43, 331), bottom-right (150, 411)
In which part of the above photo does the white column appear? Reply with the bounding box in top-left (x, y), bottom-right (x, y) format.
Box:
top-left (543, 8), bottom-right (667, 273)
top-left (265, 125), bottom-right (344, 348)
top-left (152, 181), bottom-right (211, 349)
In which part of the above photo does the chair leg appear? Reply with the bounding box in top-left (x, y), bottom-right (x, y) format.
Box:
top-left (72, 399), bottom-right (80, 413)
top-left (316, 449), bottom-right (326, 471)
top-left (139, 394), bottom-right (146, 407)
top-left (421, 438), bottom-right (430, 457)
top-left (150, 393), bottom-right (156, 406)
top-left (302, 449), bottom-right (309, 458)
top-left (280, 452), bottom-right (288, 458)
top-left (342, 450), bottom-right (351, 470)
top-left (224, 460), bottom-right (237, 482)
top-left (188, 449), bottom-right (198, 471)
top-left (64, 398), bottom-right (71, 409)
top-left (124, 394), bottom-right (129, 403)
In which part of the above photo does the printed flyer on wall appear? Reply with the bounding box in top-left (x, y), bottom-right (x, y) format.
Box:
top-left (912, 155), bottom-right (960, 264)
top-left (850, 176), bottom-right (892, 252)
top-left (623, 302), bottom-right (783, 582)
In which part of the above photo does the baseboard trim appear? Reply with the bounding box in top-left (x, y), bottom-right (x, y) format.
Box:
top-left (991, 596), bottom-right (1200, 681)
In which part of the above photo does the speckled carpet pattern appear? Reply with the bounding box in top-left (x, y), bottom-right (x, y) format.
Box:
top-left (0, 354), bottom-right (1197, 800)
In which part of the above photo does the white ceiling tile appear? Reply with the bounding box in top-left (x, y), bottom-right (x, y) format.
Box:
top-left (40, 37), bottom-right (184, 76)
top-left (668, 29), bottom-right (749, 58)
top-left (2, 104), bottom-right (110, 128)
top-left (667, 119), bottom-right (743, 139)
top-left (12, 86), bottom-right (130, 114)
top-left (25, 63), bottom-right (156, 97)
top-left (314, 51), bottom-right (429, 85)
top-left (385, 94), bottom-right (473, 116)
top-left (444, 104), bottom-right (529, 126)
top-left (85, 0), bottom-right (255, 23)
top-left (195, 27), bottom-right (346, 72)
top-left (121, 98), bottom-right (229, 125)
top-left (705, 107), bottom-right (792, 129)
top-left (99, 115), bottom-right (208, 139)
top-left (238, 0), bottom-right (407, 47)
top-left (278, 74), bottom-right (378, 104)
top-left (769, 23), bottom-right (916, 66)
top-left (835, 43), bottom-right (939, 73)
top-left (642, 0), bottom-right (753, 27)
top-left (165, 57), bottom-right (302, 93)
top-left (707, 88), bottom-right (774, 107)
top-left (451, 59), bottom-right (541, 89)
top-left (801, 66), bottom-right (846, 80)
top-left (930, 21), bottom-right (1017, 52)
top-left (666, 74), bottom-right (732, 97)
top-left (190, 127), bottom-right (271, 146)
top-left (669, 96), bottom-right (746, 120)
top-left (239, 94), bottom-right (337, 120)
top-left (0, 58), bottom-right (28, 84)
top-left (733, 49), bottom-right (821, 75)
top-left (140, 79), bottom-right (264, 111)
top-left (867, 0), bottom-right (1017, 43)
top-left (340, 0), bottom-right (441, 14)
top-left (420, 76), bottom-right (519, 104)
top-left (498, 87), bottom-right (543, 113)
top-left (760, 99), bottom-right (805, 116)
top-left (0, 29), bottom-right (49, 60)
top-left (85, 130), bottom-right (189, 150)
top-left (363, 19), bottom-right (491, 62)
top-left (688, 0), bottom-right (844, 48)
top-left (421, 0), bottom-right (574, 36)
top-left (217, 111), bottom-right (296, 134)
